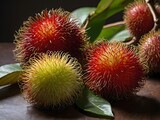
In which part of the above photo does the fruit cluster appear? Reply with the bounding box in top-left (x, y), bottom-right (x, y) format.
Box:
top-left (15, 9), bottom-right (86, 110)
top-left (14, 0), bottom-right (160, 110)
top-left (124, 0), bottom-right (160, 74)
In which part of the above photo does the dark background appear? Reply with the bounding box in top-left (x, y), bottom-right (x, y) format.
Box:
top-left (1, 0), bottom-right (123, 42)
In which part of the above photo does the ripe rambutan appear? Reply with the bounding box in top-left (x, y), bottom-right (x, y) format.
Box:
top-left (22, 52), bottom-right (83, 109)
top-left (139, 30), bottom-right (160, 73)
top-left (124, 0), bottom-right (154, 38)
top-left (14, 9), bottom-right (87, 64)
top-left (85, 42), bottom-right (146, 100)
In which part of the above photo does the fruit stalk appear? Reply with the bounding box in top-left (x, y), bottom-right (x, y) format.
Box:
top-left (103, 21), bottom-right (125, 29)
top-left (145, 0), bottom-right (160, 30)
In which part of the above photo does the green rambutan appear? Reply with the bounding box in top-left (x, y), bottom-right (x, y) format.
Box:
top-left (14, 9), bottom-right (87, 64)
top-left (21, 52), bottom-right (83, 109)
top-left (85, 42), bottom-right (146, 100)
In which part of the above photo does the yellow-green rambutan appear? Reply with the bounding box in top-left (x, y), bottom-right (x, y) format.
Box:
top-left (21, 52), bottom-right (83, 110)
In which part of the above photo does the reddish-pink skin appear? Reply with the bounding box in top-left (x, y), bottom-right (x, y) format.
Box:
top-left (85, 42), bottom-right (144, 100)
top-left (125, 1), bottom-right (154, 38)
top-left (15, 10), bottom-right (85, 63)
top-left (139, 31), bottom-right (160, 73)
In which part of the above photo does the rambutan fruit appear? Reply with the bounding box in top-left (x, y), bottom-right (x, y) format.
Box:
top-left (14, 9), bottom-right (87, 64)
top-left (124, 0), bottom-right (154, 38)
top-left (21, 52), bottom-right (83, 109)
top-left (85, 42), bottom-right (146, 100)
top-left (139, 30), bottom-right (160, 73)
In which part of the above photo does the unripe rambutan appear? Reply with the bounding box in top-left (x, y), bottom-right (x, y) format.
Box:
top-left (124, 0), bottom-right (154, 38)
top-left (14, 9), bottom-right (87, 64)
top-left (85, 42), bottom-right (146, 100)
top-left (22, 52), bottom-right (83, 109)
top-left (139, 30), bottom-right (160, 73)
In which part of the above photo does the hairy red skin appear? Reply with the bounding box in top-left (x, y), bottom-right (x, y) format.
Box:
top-left (139, 30), bottom-right (160, 73)
top-left (85, 42), bottom-right (145, 100)
top-left (124, 0), bottom-right (154, 38)
top-left (14, 9), bottom-right (87, 63)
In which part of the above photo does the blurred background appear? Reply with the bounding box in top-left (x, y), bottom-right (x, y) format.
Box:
top-left (1, 0), bottom-right (123, 42)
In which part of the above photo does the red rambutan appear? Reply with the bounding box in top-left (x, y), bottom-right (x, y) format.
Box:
top-left (139, 30), bottom-right (160, 73)
top-left (14, 9), bottom-right (87, 64)
top-left (85, 42), bottom-right (146, 100)
top-left (124, 0), bottom-right (154, 38)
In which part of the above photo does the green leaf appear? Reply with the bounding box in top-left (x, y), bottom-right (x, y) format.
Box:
top-left (71, 7), bottom-right (96, 25)
top-left (97, 21), bottom-right (125, 41)
top-left (92, 0), bottom-right (133, 21)
top-left (87, 20), bottom-right (105, 43)
top-left (111, 29), bottom-right (131, 42)
top-left (87, 0), bottom-right (134, 42)
top-left (76, 87), bottom-right (114, 119)
top-left (0, 63), bottom-right (23, 86)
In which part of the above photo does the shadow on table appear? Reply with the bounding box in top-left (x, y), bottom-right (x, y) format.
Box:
top-left (0, 84), bottom-right (20, 100)
top-left (112, 95), bottom-right (160, 117)
top-left (26, 105), bottom-right (84, 119)
top-left (27, 103), bottom-right (84, 120)
top-left (148, 73), bottom-right (160, 81)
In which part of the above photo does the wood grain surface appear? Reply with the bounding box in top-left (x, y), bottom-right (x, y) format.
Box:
top-left (0, 43), bottom-right (160, 120)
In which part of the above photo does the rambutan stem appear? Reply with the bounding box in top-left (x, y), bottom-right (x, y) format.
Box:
top-left (103, 21), bottom-right (125, 28)
top-left (103, 21), bottom-right (140, 45)
top-left (145, 0), bottom-right (160, 31)
top-left (125, 37), bottom-right (140, 45)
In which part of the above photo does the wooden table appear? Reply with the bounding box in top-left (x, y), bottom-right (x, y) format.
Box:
top-left (0, 43), bottom-right (160, 120)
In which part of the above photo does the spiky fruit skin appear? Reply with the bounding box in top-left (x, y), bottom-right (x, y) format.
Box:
top-left (85, 42), bottom-right (145, 100)
top-left (14, 9), bottom-right (87, 64)
top-left (139, 30), bottom-right (160, 73)
top-left (124, 0), bottom-right (154, 38)
top-left (22, 52), bottom-right (83, 109)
